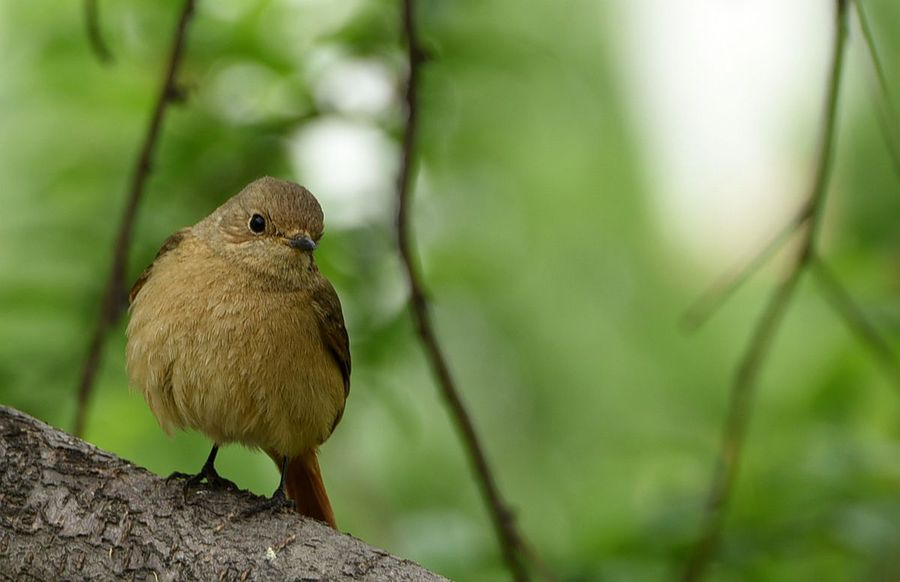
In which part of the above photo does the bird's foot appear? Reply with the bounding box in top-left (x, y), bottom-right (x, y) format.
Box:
top-left (240, 488), bottom-right (295, 518)
top-left (201, 470), bottom-right (239, 491)
top-left (166, 467), bottom-right (237, 492)
top-left (165, 471), bottom-right (193, 482)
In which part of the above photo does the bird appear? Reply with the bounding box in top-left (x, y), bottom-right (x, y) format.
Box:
top-left (125, 177), bottom-right (350, 528)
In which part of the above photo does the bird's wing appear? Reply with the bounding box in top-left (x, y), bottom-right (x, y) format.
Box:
top-left (129, 228), bottom-right (191, 305)
top-left (311, 276), bottom-right (351, 399)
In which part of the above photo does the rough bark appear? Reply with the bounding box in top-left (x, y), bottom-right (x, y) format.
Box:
top-left (0, 406), bottom-right (446, 581)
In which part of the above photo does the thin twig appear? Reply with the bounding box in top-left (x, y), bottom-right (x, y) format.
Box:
top-left (811, 257), bottom-right (900, 387)
top-left (682, 0), bottom-right (900, 328)
top-left (680, 207), bottom-right (807, 331)
top-left (681, 2), bottom-right (849, 580)
top-left (681, 244), bottom-right (806, 582)
top-left (852, 0), bottom-right (900, 178)
top-left (84, 0), bottom-right (114, 64)
top-left (394, 1), bottom-right (535, 581)
top-left (73, 0), bottom-right (197, 438)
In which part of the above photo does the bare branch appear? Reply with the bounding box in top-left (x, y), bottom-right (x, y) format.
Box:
top-left (682, 0), bottom-right (900, 329)
top-left (680, 238), bottom-right (807, 582)
top-left (393, 2), bottom-right (538, 581)
top-left (811, 257), bottom-right (900, 387)
top-left (73, 0), bottom-right (197, 438)
top-left (84, 0), bottom-right (114, 64)
top-left (681, 2), bottom-right (850, 580)
top-left (852, 0), bottom-right (900, 179)
top-left (680, 207), bottom-right (807, 331)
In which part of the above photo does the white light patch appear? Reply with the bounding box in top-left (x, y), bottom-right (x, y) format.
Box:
top-left (615, 0), bottom-right (831, 267)
top-left (308, 48), bottom-right (396, 117)
top-left (288, 117), bottom-right (398, 229)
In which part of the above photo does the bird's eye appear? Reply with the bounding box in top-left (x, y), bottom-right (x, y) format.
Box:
top-left (248, 214), bottom-right (266, 234)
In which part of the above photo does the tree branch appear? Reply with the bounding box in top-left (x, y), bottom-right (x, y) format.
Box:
top-left (0, 406), bottom-right (444, 581)
top-left (852, 0), bottom-right (900, 179)
top-left (680, 207), bottom-right (806, 331)
top-left (394, 2), bottom-right (538, 581)
top-left (681, 2), bottom-right (850, 580)
top-left (84, 0), bottom-right (114, 64)
top-left (682, 0), bottom-right (900, 329)
top-left (73, 0), bottom-right (197, 439)
top-left (811, 257), bottom-right (900, 388)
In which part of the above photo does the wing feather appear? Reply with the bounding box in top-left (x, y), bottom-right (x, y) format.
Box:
top-left (129, 229), bottom-right (191, 305)
top-left (311, 276), bottom-right (351, 398)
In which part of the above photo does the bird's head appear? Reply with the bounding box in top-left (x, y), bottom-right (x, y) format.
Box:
top-left (198, 177), bottom-right (326, 284)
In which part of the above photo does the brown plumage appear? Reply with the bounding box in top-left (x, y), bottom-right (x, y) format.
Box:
top-left (126, 177), bottom-right (350, 528)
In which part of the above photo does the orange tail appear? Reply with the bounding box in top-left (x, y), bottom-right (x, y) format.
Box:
top-left (268, 448), bottom-right (336, 528)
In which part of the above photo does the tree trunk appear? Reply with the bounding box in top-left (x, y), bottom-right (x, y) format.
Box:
top-left (0, 406), bottom-right (446, 581)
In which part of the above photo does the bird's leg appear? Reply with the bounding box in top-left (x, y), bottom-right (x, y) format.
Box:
top-left (194, 444), bottom-right (238, 490)
top-left (166, 445), bottom-right (237, 491)
top-left (271, 455), bottom-right (293, 502)
top-left (240, 456), bottom-right (295, 517)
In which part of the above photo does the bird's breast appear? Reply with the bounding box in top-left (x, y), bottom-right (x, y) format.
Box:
top-left (126, 249), bottom-right (345, 456)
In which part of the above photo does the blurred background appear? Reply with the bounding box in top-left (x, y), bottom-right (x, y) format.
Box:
top-left (1, 0), bottom-right (899, 579)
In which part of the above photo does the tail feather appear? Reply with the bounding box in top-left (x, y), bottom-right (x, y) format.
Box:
top-left (268, 448), bottom-right (336, 528)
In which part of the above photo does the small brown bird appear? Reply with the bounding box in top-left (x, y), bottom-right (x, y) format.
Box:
top-left (126, 177), bottom-right (350, 528)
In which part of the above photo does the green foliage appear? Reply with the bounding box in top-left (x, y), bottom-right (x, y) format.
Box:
top-left (1, 1), bottom-right (899, 580)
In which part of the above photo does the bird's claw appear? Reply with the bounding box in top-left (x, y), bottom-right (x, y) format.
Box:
top-left (240, 492), bottom-right (295, 518)
top-left (166, 468), bottom-right (238, 493)
top-left (165, 471), bottom-right (193, 482)
top-left (204, 472), bottom-right (239, 491)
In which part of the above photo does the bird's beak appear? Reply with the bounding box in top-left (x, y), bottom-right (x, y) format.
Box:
top-left (287, 234), bottom-right (317, 251)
